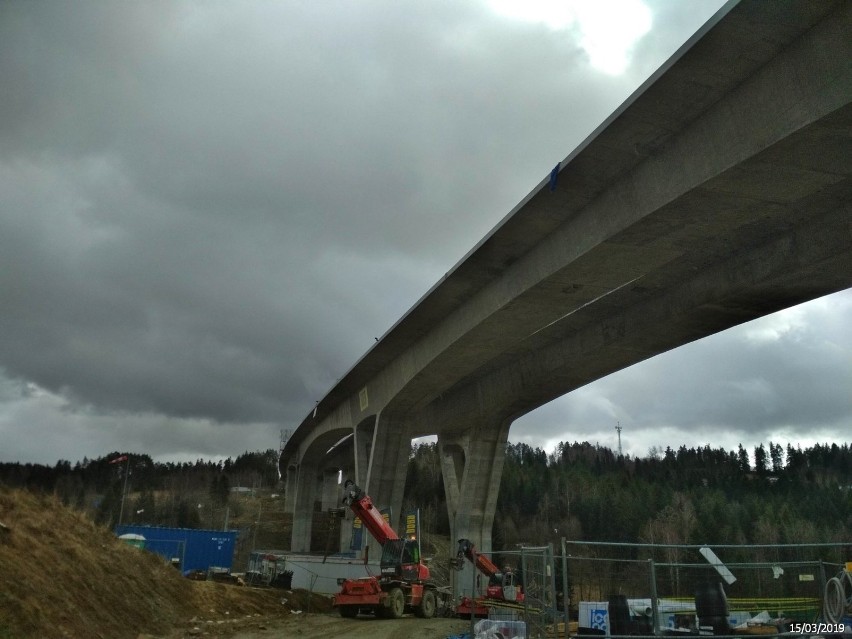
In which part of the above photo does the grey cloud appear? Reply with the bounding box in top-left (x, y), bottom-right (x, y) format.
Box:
top-left (3, 0), bottom-right (846, 466)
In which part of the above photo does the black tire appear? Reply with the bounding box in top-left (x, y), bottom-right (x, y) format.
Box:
top-left (338, 605), bottom-right (358, 618)
top-left (385, 587), bottom-right (405, 619)
top-left (416, 589), bottom-right (437, 619)
top-left (697, 615), bottom-right (730, 635)
top-left (608, 594), bottom-right (631, 636)
top-left (695, 582), bottom-right (728, 619)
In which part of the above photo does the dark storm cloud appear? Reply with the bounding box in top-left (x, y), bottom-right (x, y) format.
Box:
top-left (0, 0), bottom-right (626, 425)
top-left (2, 0), bottom-right (846, 465)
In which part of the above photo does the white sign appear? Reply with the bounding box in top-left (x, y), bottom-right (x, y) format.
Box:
top-left (699, 547), bottom-right (736, 585)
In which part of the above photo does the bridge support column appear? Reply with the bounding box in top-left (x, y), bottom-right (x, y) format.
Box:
top-left (352, 417), bottom-right (375, 487)
top-left (320, 467), bottom-right (340, 510)
top-left (364, 412), bottom-right (410, 527)
top-left (281, 461), bottom-right (299, 551)
top-left (355, 411), bottom-right (410, 559)
top-left (337, 458), bottom-right (357, 553)
top-left (438, 417), bottom-right (512, 600)
top-left (283, 461), bottom-right (298, 515)
top-left (289, 464), bottom-right (317, 553)
top-left (318, 467), bottom-right (344, 555)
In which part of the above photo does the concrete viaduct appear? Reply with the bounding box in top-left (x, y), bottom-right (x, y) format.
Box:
top-left (280, 0), bottom-right (852, 567)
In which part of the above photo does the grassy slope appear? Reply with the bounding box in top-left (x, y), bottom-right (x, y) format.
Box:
top-left (0, 487), bottom-right (316, 639)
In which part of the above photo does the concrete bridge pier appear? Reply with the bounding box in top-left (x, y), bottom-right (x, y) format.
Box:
top-left (283, 461), bottom-right (298, 516)
top-left (364, 412), bottom-right (412, 524)
top-left (345, 411), bottom-right (413, 559)
top-left (285, 433), bottom-right (347, 552)
top-left (439, 417), bottom-right (512, 600)
top-left (287, 462), bottom-right (315, 552)
top-left (320, 467), bottom-right (341, 511)
top-left (352, 416), bottom-right (374, 487)
top-left (334, 452), bottom-right (360, 552)
top-left (317, 466), bottom-right (352, 552)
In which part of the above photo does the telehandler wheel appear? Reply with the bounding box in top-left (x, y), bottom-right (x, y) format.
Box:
top-left (385, 587), bottom-right (405, 619)
top-left (415, 589), bottom-right (436, 618)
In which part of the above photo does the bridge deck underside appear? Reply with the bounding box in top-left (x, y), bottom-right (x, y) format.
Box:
top-left (281, 0), bottom-right (852, 563)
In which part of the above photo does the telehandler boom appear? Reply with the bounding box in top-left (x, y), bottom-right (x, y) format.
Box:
top-left (454, 538), bottom-right (524, 617)
top-left (332, 480), bottom-right (438, 619)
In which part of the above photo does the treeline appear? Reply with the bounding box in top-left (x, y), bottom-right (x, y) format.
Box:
top-left (2, 441), bottom-right (850, 556)
top-left (404, 441), bottom-right (852, 559)
top-left (0, 450), bottom-right (279, 528)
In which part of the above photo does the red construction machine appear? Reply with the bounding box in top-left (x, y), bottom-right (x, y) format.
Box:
top-left (454, 538), bottom-right (524, 617)
top-left (332, 479), bottom-right (439, 619)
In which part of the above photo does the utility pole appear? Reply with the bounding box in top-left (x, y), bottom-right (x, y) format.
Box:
top-left (110, 454), bottom-right (131, 527)
top-left (119, 456), bottom-right (130, 526)
top-left (615, 423), bottom-right (623, 457)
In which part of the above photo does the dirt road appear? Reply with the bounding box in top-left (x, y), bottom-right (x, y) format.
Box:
top-left (226, 612), bottom-right (470, 639)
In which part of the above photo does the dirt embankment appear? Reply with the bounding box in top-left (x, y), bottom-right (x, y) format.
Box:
top-left (0, 487), bottom-right (334, 639)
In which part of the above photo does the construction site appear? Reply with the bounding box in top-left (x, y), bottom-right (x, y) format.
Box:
top-left (2, 478), bottom-right (852, 639)
top-left (157, 476), bottom-right (852, 639)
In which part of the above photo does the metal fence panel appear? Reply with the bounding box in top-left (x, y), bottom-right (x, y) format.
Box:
top-left (560, 541), bottom-right (850, 638)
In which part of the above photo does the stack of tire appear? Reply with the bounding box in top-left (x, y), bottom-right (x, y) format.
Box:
top-left (695, 582), bottom-right (731, 635)
top-left (823, 569), bottom-right (852, 624)
top-left (608, 594), bottom-right (633, 636)
top-left (271, 569), bottom-right (294, 589)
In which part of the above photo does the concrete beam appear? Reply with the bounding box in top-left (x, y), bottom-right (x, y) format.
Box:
top-left (430, 204), bottom-right (851, 431)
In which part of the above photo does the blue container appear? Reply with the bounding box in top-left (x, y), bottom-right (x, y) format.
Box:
top-left (115, 525), bottom-right (237, 573)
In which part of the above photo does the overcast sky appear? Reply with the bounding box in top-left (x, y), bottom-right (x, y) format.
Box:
top-left (1, 0), bottom-right (848, 466)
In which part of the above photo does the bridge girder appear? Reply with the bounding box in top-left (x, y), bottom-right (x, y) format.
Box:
top-left (280, 0), bottom-right (852, 567)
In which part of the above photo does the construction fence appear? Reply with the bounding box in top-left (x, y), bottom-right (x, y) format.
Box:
top-left (473, 541), bottom-right (851, 639)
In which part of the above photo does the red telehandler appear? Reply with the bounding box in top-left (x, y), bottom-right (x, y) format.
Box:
top-left (332, 480), bottom-right (439, 619)
top-left (454, 538), bottom-right (524, 617)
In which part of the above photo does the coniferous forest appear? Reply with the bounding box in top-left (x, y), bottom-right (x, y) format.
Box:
top-left (1, 441), bottom-right (850, 552)
top-left (0, 450), bottom-right (280, 529)
top-left (404, 441), bottom-right (852, 553)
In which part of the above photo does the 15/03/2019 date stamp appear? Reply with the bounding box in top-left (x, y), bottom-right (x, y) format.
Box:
top-left (791, 623), bottom-right (846, 634)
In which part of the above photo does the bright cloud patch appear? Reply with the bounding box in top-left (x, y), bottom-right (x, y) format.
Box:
top-left (487, 0), bottom-right (653, 74)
